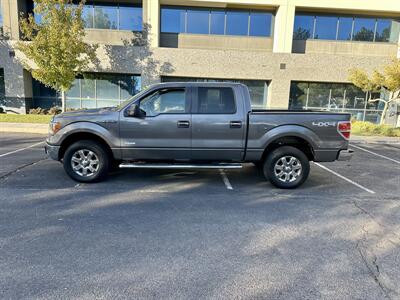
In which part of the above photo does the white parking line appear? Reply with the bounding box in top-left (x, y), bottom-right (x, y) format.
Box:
top-left (314, 162), bottom-right (375, 194)
top-left (219, 169), bottom-right (233, 190)
top-left (0, 141), bottom-right (45, 158)
top-left (351, 144), bottom-right (400, 165)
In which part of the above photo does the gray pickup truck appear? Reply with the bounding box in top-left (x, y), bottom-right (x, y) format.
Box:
top-left (45, 82), bottom-right (353, 188)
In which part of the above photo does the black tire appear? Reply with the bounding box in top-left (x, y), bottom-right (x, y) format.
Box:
top-left (263, 146), bottom-right (310, 189)
top-left (63, 140), bottom-right (109, 183)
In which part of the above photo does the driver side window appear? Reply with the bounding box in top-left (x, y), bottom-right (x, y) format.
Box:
top-left (139, 88), bottom-right (187, 117)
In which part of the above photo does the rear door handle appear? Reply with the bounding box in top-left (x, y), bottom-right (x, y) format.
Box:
top-left (177, 120), bottom-right (190, 128)
top-left (230, 121), bottom-right (242, 128)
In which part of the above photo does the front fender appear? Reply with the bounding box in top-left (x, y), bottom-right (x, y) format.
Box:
top-left (47, 122), bottom-right (119, 149)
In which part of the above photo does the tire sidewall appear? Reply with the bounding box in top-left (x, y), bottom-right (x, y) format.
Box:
top-left (264, 146), bottom-right (310, 189)
top-left (63, 140), bottom-right (109, 183)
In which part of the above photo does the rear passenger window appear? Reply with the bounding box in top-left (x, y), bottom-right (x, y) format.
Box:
top-left (197, 87), bottom-right (236, 114)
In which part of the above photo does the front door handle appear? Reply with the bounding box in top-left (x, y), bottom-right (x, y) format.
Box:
top-left (177, 120), bottom-right (190, 128)
top-left (230, 121), bottom-right (242, 128)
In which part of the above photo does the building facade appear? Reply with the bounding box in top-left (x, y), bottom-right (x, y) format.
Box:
top-left (0, 0), bottom-right (399, 123)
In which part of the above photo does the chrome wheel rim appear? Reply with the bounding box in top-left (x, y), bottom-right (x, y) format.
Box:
top-left (274, 156), bottom-right (302, 183)
top-left (71, 149), bottom-right (100, 177)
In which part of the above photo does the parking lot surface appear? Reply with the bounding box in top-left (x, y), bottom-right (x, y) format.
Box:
top-left (1, 132), bottom-right (399, 299)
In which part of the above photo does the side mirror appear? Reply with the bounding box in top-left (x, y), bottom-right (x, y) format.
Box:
top-left (127, 104), bottom-right (146, 118)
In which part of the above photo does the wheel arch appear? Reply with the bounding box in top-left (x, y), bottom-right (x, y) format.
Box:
top-left (59, 132), bottom-right (114, 161)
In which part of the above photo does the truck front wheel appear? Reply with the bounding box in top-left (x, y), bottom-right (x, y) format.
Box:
top-left (63, 140), bottom-right (109, 183)
top-left (263, 146), bottom-right (310, 189)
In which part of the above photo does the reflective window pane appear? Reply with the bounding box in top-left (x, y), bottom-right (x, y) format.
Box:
top-left (96, 75), bottom-right (119, 100)
top-left (198, 87), bottom-right (235, 114)
top-left (226, 11), bottom-right (249, 36)
top-left (210, 10), bottom-right (225, 35)
top-left (65, 79), bottom-right (80, 99)
top-left (353, 17), bottom-right (375, 41)
top-left (344, 85), bottom-right (366, 109)
top-left (94, 6), bottom-right (118, 29)
top-left (329, 84), bottom-right (345, 109)
top-left (140, 89), bottom-right (186, 116)
top-left (375, 19), bottom-right (391, 42)
top-left (161, 8), bottom-right (185, 33)
top-left (119, 7), bottom-right (142, 31)
top-left (82, 6), bottom-right (93, 28)
top-left (289, 82), bottom-right (308, 109)
top-left (314, 16), bottom-right (337, 40)
top-left (249, 12), bottom-right (271, 37)
top-left (293, 15), bottom-right (314, 40)
top-left (388, 20), bottom-right (400, 43)
top-left (307, 83), bottom-right (331, 108)
top-left (120, 75), bottom-right (141, 100)
top-left (81, 78), bottom-right (96, 100)
top-left (187, 9), bottom-right (209, 34)
top-left (337, 17), bottom-right (353, 40)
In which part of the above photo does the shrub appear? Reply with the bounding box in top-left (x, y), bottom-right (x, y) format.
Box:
top-left (351, 120), bottom-right (400, 137)
top-left (48, 106), bottom-right (62, 115)
top-left (29, 107), bottom-right (48, 115)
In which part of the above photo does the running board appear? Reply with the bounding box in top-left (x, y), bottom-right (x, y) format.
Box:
top-left (119, 163), bottom-right (243, 170)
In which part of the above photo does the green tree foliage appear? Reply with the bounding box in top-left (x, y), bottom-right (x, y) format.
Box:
top-left (349, 58), bottom-right (400, 125)
top-left (16, 0), bottom-right (97, 111)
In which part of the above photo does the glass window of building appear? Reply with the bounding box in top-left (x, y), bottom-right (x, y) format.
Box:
top-left (375, 19), bottom-right (391, 42)
top-left (337, 17), bottom-right (353, 40)
top-left (210, 10), bottom-right (225, 35)
top-left (33, 74), bottom-right (141, 110)
top-left (161, 76), bottom-right (268, 109)
top-left (352, 17), bottom-right (375, 41)
top-left (293, 15), bottom-right (314, 40)
top-left (294, 13), bottom-right (400, 43)
top-left (119, 7), bottom-right (142, 31)
top-left (161, 8), bottom-right (186, 33)
top-left (226, 11), bottom-right (249, 36)
top-left (35, 3), bottom-right (142, 31)
top-left (0, 69), bottom-right (5, 104)
top-left (289, 82), bottom-right (385, 124)
top-left (161, 6), bottom-right (273, 38)
top-left (249, 12), bottom-right (272, 37)
top-left (314, 16), bottom-right (338, 40)
top-left (187, 9), bottom-right (209, 34)
top-left (94, 5), bottom-right (118, 29)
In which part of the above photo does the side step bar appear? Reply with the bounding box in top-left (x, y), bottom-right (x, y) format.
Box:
top-left (119, 163), bottom-right (243, 170)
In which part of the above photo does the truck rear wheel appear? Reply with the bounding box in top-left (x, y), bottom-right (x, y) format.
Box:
top-left (63, 140), bottom-right (109, 183)
top-left (263, 146), bottom-right (310, 189)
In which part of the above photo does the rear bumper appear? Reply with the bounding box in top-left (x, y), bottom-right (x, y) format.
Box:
top-left (337, 149), bottom-right (354, 161)
top-left (44, 142), bottom-right (60, 161)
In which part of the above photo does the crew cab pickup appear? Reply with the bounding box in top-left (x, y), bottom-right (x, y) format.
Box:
top-left (45, 82), bottom-right (353, 188)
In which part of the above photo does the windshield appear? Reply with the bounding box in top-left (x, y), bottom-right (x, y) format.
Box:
top-left (116, 87), bottom-right (150, 110)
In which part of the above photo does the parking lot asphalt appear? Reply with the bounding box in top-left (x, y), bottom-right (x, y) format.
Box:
top-left (1, 132), bottom-right (399, 299)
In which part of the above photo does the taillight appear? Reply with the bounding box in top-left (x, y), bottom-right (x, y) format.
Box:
top-left (338, 121), bottom-right (351, 140)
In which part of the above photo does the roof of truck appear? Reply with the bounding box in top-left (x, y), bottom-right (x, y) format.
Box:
top-left (150, 82), bottom-right (247, 88)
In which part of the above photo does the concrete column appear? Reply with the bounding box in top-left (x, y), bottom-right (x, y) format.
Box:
top-left (2, 0), bottom-right (20, 40)
top-left (267, 78), bottom-right (291, 109)
top-left (273, 4), bottom-right (295, 54)
top-left (143, 0), bottom-right (160, 48)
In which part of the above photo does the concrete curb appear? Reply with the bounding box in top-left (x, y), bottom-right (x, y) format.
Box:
top-left (351, 135), bottom-right (400, 145)
top-left (0, 123), bottom-right (48, 134)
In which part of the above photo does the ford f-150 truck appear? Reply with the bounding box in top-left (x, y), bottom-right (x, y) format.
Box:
top-left (45, 82), bottom-right (353, 188)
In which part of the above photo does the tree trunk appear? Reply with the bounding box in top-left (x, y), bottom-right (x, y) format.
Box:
top-left (380, 102), bottom-right (389, 125)
top-left (61, 90), bottom-right (66, 112)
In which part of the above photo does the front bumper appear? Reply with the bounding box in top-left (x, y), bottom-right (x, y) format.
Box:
top-left (44, 142), bottom-right (61, 161)
top-left (337, 149), bottom-right (354, 161)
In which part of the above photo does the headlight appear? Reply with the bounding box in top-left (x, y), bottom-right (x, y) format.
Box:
top-left (49, 120), bottom-right (62, 135)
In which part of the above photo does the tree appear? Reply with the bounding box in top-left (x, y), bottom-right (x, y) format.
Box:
top-left (348, 58), bottom-right (400, 125)
top-left (16, 0), bottom-right (97, 111)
